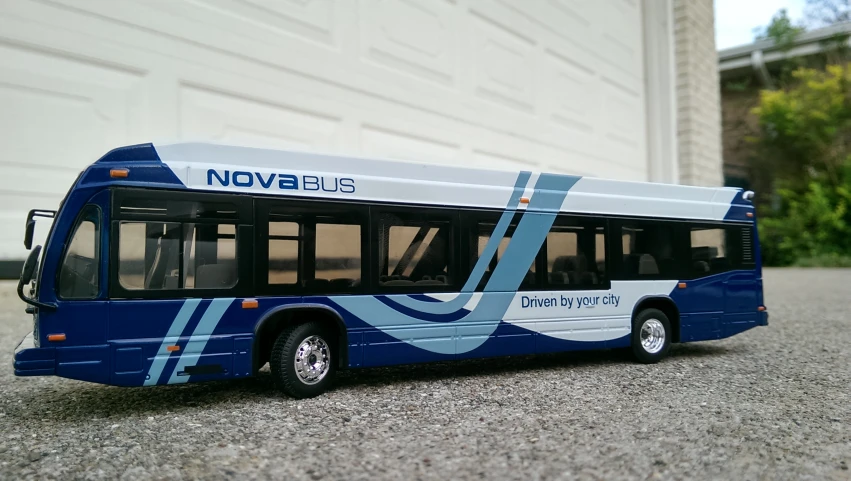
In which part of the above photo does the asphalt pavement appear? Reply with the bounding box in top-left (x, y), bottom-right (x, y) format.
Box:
top-left (1, 269), bottom-right (849, 480)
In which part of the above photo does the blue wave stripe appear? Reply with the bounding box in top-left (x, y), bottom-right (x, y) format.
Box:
top-left (375, 295), bottom-right (470, 323)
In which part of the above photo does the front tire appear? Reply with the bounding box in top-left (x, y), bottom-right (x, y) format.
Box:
top-left (270, 322), bottom-right (336, 399)
top-left (631, 308), bottom-right (671, 364)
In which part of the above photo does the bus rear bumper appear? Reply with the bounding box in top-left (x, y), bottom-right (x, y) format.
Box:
top-left (13, 332), bottom-right (55, 377)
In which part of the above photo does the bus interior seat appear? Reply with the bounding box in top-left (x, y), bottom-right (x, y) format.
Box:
top-left (382, 279), bottom-right (415, 286)
top-left (549, 271), bottom-right (569, 285)
top-left (144, 234), bottom-right (165, 289)
top-left (638, 254), bottom-right (659, 275)
top-left (304, 278), bottom-right (330, 290)
top-left (329, 278), bottom-right (354, 289)
top-left (195, 263), bottom-right (236, 289)
top-left (693, 260), bottom-right (710, 273)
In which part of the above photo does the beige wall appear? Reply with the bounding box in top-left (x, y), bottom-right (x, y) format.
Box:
top-left (673, 0), bottom-right (724, 186)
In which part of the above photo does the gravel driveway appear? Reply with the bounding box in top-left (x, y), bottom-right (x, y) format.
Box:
top-left (1, 269), bottom-right (849, 480)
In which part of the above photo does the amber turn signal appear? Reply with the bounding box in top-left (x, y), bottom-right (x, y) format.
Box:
top-left (47, 334), bottom-right (66, 342)
top-left (242, 299), bottom-right (259, 309)
top-left (110, 168), bottom-right (129, 178)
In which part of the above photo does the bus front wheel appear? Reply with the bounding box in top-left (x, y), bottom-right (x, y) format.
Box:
top-left (270, 321), bottom-right (337, 399)
top-left (631, 308), bottom-right (671, 364)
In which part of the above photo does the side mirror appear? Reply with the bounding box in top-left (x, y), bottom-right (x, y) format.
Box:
top-left (24, 219), bottom-right (35, 250)
top-left (20, 245), bottom-right (41, 286)
top-left (17, 245), bottom-right (55, 311)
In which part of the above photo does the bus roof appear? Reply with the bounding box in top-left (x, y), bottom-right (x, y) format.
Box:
top-left (89, 142), bottom-right (753, 222)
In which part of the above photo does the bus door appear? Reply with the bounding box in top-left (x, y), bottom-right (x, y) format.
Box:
top-left (107, 189), bottom-right (254, 386)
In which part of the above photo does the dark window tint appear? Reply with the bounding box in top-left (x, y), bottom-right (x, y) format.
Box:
top-left (472, 215), bottom-right (536, 290)
top-left (267, 213), bottom-right (362, 292)
top-left (690, 227), bottom-right (729, 275)
top-left (118, 197), bottom-right (239, 220)
top-left (378, 212), bottom-right (451, 287)
top-left (316, 223), bottom-right (361, 288)
top-left (268, 221), bottom-right (300, 285)
top-left (546, 217), bottom-right (606, 288)
top-left (118, 221), bottom-right (237, 290)
top-left (689, 224), bottom-right (755, 276)
top-left (58, 205), bottom-right (100, 299)
top-left (621, 223), bottom-right (678, 278)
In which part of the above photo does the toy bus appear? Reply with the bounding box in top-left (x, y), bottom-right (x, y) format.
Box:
top-left (13, 142), bottom-right (768, 398)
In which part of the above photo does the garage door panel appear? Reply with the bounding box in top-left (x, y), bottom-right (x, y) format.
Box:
top-left (470, 10), bottom-right (536, 115)
top-left (361, 125), bottom-right (461, 167)
top-left (1, 0), bottom-right (651, 262)
top-left (541, 50), bottom-right (598, 136)
top-left (0, 42), bottom-right (143, 171)
top-left (149, 0), bottom-right (341, 51)
top-left (178, 84), bottom-right (342, 151)
top-left (602, 80), bottom-right (645, 156)
top-left (360, 0), bottom-right (459, 88)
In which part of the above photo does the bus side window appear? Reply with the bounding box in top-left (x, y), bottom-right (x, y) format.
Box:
top-left (378, 212), bottom-right (452, 288)
top-left (690, 227), bottom-right (728, 275)
top-left (621, 222), bottom-right (677, 279)
top-left (544, 216), bottom-right (606, 288)
top-left (58, 205), bottom-right (101, 299)
top-left (472, 213), bottom-right (536, 291)
top-left (117, 220), bottom-right (238, 290)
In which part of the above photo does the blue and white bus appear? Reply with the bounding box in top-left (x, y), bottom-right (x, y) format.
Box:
top-left (14, 142), bottom-right (768, 398)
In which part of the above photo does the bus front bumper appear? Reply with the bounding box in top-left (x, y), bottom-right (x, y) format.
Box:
top-left (13, 331), bottom-right (55, 377)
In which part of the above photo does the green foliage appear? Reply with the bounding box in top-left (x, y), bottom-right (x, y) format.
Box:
top-left (754, 8), bottom-right (805, 49)
top-left (752, 65), bottom-right (851, 266)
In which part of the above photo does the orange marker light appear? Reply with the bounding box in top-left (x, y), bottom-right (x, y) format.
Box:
top-left (746, 212), bottom-right (754, 218)
top-left (47, 334), bottom-right (66, 342)
top-left (110, 168), bottom-right (129, 178)
top-left (758, 306), bottom-right (766, 311)
top-left (520, 197), bottom-right (530, 204)
top-left (677, 282), bottom-right (687, 289)
top-left (167, 345), bottom-right (180, 352)
top-left (242, 299), bottom-right (259, 309)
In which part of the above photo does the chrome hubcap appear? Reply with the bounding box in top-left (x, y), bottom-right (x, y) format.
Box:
top-left (640, 319), bottom-right (666, 354)
top-left (294, 335), bottom-right (330, 385)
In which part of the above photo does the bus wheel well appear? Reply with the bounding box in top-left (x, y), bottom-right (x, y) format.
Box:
top-left (254, 308), bottom-right (347, 372)
top-left (633, 298), bottom-right (680, 343)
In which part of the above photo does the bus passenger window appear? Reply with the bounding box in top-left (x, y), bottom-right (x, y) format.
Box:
top-left (621, 223), bottom-right (677, 279)
top-left (58, 205), bottom-right (100, 299)
top-left (378, 213), bottom-right (451, 288)
top-left (118, 220), bottom-right (237, 290)
top-left (545, 217), bottom-right (605, 288)
top-left (473, 216), bottom-right (536, 290)
top-left (185, 224), bottom-right (238, 289)
top-left (315, 223), bottom-right (361, 288)
top-left (268, 221), bottom-right (300, 285)
top-left (690, 227), bottom-right (729, 275)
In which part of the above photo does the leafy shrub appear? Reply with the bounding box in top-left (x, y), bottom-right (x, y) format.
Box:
top-left (751, 64), bottom-right (851, 265)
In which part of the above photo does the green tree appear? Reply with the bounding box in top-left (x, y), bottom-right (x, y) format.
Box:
top-left (754, 8), bottom-right (805, 49)
top-left (752, 65), bottom-right (851, 265)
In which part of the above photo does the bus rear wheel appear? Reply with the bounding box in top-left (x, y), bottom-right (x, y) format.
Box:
top-left (631, 308), bottom-right (671, 364)
top-left (270, 321), bottom-right (336, 399)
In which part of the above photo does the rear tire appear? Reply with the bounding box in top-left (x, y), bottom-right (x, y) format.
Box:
top-left (270, 321), bottom-right (336, 399)
top-left (631, 308), bottom-right (671, 364)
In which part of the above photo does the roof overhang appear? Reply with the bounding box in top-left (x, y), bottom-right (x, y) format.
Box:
top-left (718, 22), bottom-right (851, 84)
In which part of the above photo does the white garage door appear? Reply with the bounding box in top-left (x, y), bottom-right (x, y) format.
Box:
top-left (0, 0), bottom-right (647, 264)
